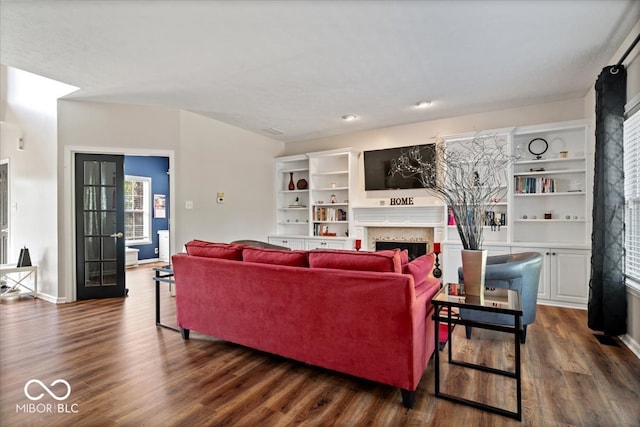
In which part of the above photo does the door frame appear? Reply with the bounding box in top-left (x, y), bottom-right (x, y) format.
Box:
top-left (0, 159), bottom-right (9, 265)
top-left (63, 145), bottom-right (175, 302)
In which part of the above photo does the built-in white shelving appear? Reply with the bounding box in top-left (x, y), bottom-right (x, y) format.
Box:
top-left (270, 148), bottom-right (357, 250)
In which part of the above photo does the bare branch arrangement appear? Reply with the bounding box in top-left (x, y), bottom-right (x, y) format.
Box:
top-left (390, 134), bottom-right (514, 250)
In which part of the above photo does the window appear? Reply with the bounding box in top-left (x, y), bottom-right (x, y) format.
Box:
top-left (624, 108), bottom-right (640, 284)
top-left (124, 176), bottom-right (151, 245)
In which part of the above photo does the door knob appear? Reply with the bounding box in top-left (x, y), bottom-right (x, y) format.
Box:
top-left (110, 232), bottom-right (124, 238)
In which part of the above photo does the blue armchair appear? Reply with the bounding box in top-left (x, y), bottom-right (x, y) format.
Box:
top-left (458, 252), bottom-right (543, 343)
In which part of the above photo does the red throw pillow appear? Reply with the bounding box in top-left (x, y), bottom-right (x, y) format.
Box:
top-left (400, 249), bottom-right (409, 266)
top-left (185, 240), bottom-right (243, 260)
top-left (406, 253), bottom-right (435, 285)
top-left (242, 247), bottom-right (309, 267)
top-left (308, 249), bottom-right (402, 273)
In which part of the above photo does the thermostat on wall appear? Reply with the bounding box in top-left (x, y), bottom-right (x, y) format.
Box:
top-left (217, 192), bottom-right (224, 203)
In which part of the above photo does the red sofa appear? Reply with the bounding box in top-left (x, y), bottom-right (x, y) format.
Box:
top-left (171, 240), bottom-right (440, 408)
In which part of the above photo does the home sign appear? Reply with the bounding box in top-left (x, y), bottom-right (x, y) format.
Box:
top-left (390, 197), bottom-right (414, 206)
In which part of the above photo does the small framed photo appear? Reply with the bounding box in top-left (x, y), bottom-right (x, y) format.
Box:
top-left (154, 194), bottom-right (166, 218)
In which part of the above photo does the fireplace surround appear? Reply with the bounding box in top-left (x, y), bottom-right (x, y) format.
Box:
top-left (352, 205), bottom-right (445, 252)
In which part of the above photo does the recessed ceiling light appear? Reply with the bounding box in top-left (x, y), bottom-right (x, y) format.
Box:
top-left (415, 101), bottom-right (432, 108)
top-left (342, 114), bottom-right (358, 121)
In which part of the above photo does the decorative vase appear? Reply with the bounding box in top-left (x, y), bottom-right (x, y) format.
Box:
top-left (461, 249), bottom-right (487, 302)
top-left (288, 172), bottom-right (295, 190)
top-left (296, 178), bottom-right (308, 190)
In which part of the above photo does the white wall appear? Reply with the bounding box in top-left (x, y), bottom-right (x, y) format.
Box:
top-left (0, 65), bottom-right (6, 122)
top-left (56, 100), bottom-right (284, 301)
top-left (176, 110), bottom-right (284, 248)
top-left (0, 66), bottom-right (77, 301)
top-left (57, 100), bottom-right (181, 301)
top-left (284, 97), bottom-right (585, 209)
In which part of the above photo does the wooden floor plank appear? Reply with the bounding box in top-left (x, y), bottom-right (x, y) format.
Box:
top-left (1, 263), bottom-right (639, 426)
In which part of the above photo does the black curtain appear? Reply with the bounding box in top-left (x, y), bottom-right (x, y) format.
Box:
top-left (588, 65), bottom-right (627, 336)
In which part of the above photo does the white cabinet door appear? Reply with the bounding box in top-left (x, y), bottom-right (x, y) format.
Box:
top-left (305, 239), bottom-right (348, 250)
top-left (551, 249), bottom-right (590, 305)
top-left (512, 246), bottom-right (589, 307)
top-left (267, 237), bottom-right (305, 250)
top-left (512, 246), bottom-right (549, 301)
top-left (487, 246), bottom-right (511, 257)
top-left (442, 244), bottom-right (462, 284)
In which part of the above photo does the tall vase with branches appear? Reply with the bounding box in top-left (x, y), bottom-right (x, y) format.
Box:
top-left (389, 133), bottom-right (514, 250)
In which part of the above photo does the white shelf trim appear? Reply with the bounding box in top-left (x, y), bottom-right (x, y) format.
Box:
top-left (514, 191), bottom-right (585, 197)
top-left (313, 170), bottom-right (348, 176)
top-left (513, 168), bottom-right (586, 176)
top-left (513, 219), bottom-right (586, 223)
top-left (514, 157), bottom-right (586, 165)
top-left (314, 186), bottom-right (348, 191)
top-left (280, 167), bottom-right (309, 173)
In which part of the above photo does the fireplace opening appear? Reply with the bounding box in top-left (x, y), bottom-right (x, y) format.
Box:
top-left (375, 241), bottom-right (428, 261)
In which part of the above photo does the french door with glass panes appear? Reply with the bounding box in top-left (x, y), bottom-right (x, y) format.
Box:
top-left (75, 154), bottom-right (126, 299)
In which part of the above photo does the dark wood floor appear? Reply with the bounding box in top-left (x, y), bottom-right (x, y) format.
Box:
top-left (1, 263), bottom-right (639, 426)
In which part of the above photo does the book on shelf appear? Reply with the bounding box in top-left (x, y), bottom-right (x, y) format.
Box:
top-left (446, 283), bottom-right (466, 303)
top-left (313, 224), bottom-right (337, 237)
top-left (514, 176), bottom-right (556, 194)
top-left (313, 206), bottom-right (347, 222)
top-left (484, 210), bottom-right (507, 226)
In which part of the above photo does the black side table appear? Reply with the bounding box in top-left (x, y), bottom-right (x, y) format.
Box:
top-left (432, 286), bottom-right (523, 421)
top-left (153, 265), bottom-right (180, 332)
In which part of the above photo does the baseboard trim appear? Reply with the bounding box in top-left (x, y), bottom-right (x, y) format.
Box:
top-left (35, 292), bottom-right (65, 304)
top-left (138, 258), bottom-right (164, 265)
top-left (621, 334), bottom-right (640, 360)
top-left (536, 300), bottom-right (587, 310)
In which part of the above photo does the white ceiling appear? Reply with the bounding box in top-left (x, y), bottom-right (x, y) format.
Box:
top-left (1, 1), bottom-right (638, 143)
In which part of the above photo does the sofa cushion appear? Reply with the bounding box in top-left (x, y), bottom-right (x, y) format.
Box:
top-left (185, 240), bottom-right (243, 260)
top-left (242, 246), bottom-right (309, 267)
top-left (308, 249), bottom-right (402, 273)
top-left (406, 253), bottom-right (436, 286)
top-left (400, 249), bottom-right (409, 266)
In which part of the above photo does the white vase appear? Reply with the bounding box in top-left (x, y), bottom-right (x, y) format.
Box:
top-left (461, 249), bottom-right (487, 302)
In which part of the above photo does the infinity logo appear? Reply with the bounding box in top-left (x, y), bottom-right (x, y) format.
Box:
top-left (24, 379), bottom-right (71, 401)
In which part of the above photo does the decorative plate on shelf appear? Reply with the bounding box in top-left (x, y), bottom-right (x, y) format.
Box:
top-left (549, 137), bottom-right (566, 157)
top-left (296, 179), bottom-right (308, 190)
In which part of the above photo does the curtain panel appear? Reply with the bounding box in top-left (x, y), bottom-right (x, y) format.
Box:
top-left (588, 65), bottom-right (627, 336)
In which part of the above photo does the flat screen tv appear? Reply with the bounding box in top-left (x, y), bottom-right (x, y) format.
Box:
top-left (363, 144), bottom-right (436, 191)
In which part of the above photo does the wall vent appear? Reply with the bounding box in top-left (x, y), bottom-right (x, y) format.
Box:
top-left (263, 127), bottom-right (285, 135)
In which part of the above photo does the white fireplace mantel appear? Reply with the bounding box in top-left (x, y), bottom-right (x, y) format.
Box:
top-left (352, 205), bottom-right (444, 228)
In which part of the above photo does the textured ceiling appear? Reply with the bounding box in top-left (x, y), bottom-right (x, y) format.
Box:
top-left (1, 0), bottom-right (639, 143)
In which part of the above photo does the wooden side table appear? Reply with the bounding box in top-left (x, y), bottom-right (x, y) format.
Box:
top-left (1, 265), bottom-right (37, 299)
